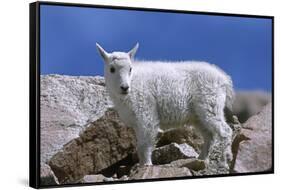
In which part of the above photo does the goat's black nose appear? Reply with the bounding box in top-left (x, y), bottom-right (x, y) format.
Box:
top-left (120, 85), bottom-right (129, 92)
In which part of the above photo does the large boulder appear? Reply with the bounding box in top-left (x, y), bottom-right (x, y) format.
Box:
top-left (233, 91), bottom-right (271, 123)
top-left (48, 108), bottom-right (136, 184)
top-left (232, 103), bottom-right (272, 173)
top-left (40, 75), bottom-right (113, 176)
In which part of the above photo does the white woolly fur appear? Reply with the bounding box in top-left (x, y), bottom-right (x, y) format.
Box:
top-left (96, 43), bottom-right (234, 168)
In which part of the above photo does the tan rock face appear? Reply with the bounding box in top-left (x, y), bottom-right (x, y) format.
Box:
top-left (232, 103), bottom-right (272, 173)
top-left (128, 165), bottom-right (192, 180)
top-left (48, 108), bottom-right (136, 184)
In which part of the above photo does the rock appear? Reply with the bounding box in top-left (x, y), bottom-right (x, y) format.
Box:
top-left (152, 143), bottom-right (198, 165)
top-left (41, 74), bottom-right (272, 180)
top-left (232, 103), bottom-right (272, 173)
top-left (80, 175), bottom-right (106, 183)
top-left (40, 75), bottom-right (113, 164)
top-left (48, 108), bottom-right (136, 184)
top-left (156, 126), bottom-right (203, 153)
top-left (129, 165), bottom-right (192, 180)
top-left (169, 159), bottom-right (206, 171)
top-left (40, 163), bottom-right (59, 186)
top-left (118, 175), bottom-right (129, 181)
top-left (233, 91), bottom-right (271, 123)
top-left (103, 177), bottom-right (115, 182)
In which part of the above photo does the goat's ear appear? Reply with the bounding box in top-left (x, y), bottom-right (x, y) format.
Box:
top-left (128, 43), bottom-right (139, 60)
top-left (96, 43), bottom-right (110, 62)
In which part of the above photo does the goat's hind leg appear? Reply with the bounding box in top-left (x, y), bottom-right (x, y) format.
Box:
top-left (194, 96), bottom-right (233, 172)
top-left (197, 118), bottom-right (232, 173)
top-left (206, 119), bottom-right (232, 168)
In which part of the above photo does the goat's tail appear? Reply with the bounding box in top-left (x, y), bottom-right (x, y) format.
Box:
top-left (223, 75), bottom-right (235, 111)
top-left (223, 77), bottom-right (235, 122)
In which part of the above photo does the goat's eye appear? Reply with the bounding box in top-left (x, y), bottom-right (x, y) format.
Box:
top-left (129, 67), bottom-right (132, 73)
top-left (110, 67), bottom-right (115, 73)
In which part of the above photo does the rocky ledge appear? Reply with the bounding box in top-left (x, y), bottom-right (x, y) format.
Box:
top-left (40, 75), bottom-right (272, 185)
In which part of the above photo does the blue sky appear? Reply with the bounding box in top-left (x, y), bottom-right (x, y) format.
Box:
top-left (40, 5), bottom-right (272, 91)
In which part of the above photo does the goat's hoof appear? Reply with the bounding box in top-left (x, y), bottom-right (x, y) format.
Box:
top-left (139, 162), bottom-right (153, 168)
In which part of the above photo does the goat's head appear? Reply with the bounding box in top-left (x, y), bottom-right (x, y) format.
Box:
top-left (96, 43), bottom-right (139, 96)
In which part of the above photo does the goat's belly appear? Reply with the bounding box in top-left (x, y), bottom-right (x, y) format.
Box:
top-left (159, 109), bottom-right (193, 130)
top-left (156, 92), bottom-right (193, 129)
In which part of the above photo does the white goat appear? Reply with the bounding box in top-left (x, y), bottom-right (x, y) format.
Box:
top-left (96, 43), bottom-right (234, 169)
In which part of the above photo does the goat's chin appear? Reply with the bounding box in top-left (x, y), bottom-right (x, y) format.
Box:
top-left (120, 91), bottom-right (129, 95)
top-left (111, 91), bottom-right (129, 98)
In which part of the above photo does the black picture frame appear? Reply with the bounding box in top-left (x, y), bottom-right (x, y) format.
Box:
top-left (30, 1), bottom-right (274, 189)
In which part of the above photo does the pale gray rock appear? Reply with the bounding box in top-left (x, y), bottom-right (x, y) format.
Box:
top-left (103, 177), bottom-right (115, 182)
top-left (80, 175), bottom-right (106, 183)
top-left (233, 91), bottom-right (271, 123)
top-left (129, 165), bottom-right (192, 180)
top-left (152, 143), bottom-right (198, 165)
top-left (40, 74), bottom-right (113, 164)
top-left (232, 103), bottom-right (272, 173)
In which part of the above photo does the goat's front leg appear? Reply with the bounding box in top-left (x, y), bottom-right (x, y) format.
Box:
top-left (134, 117), bottom-right (159, 166)
top-left (136, 139), bottom-right (153, 166)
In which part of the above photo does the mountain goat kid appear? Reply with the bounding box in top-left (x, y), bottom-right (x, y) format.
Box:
top-left (96, 43), bottom-right (234, 170)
